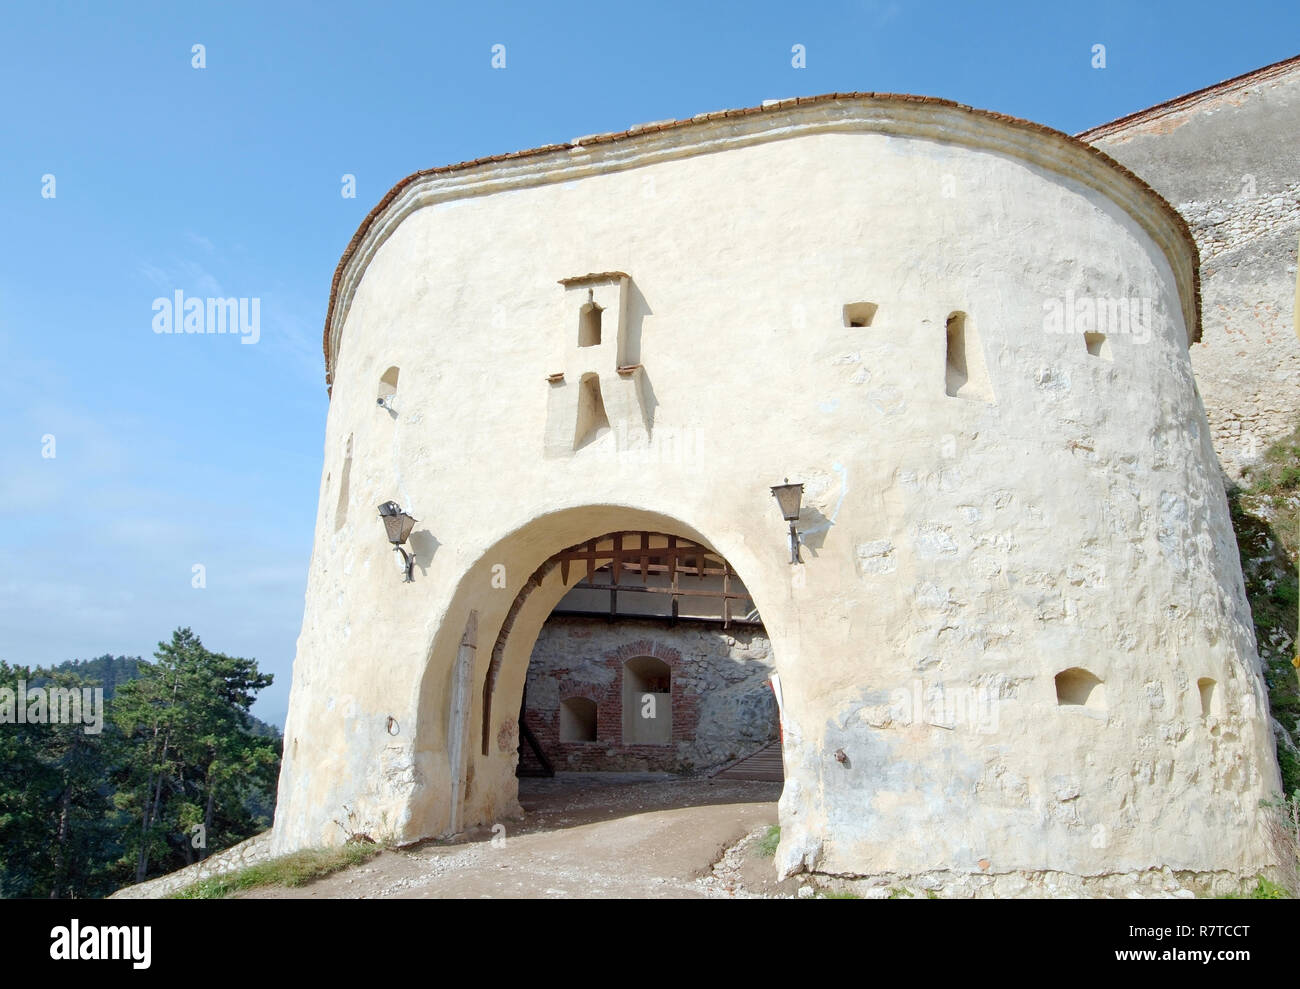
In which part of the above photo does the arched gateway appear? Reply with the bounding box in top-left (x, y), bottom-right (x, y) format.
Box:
top-left (272, 94), bottom-right (1282, 895)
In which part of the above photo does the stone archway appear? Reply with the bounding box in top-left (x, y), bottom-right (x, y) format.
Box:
top-left (414, 514), bottom-right (785, 839)
top-left (400, 504), bottom-right (790, 847)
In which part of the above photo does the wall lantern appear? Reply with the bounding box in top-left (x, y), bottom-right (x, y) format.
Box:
top-left (377, 500), bottom-right (418, 582)
top-left (770, 478), bottom-right (804, 564)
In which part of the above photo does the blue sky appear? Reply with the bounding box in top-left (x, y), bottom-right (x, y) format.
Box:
top-left (1, 0), bottom-right (1296, 727)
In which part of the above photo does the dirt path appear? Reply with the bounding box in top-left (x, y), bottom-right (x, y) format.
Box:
top-left (243, 775), bottom-right (799, 899)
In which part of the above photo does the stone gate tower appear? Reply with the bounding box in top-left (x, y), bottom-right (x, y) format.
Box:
top-left (272, 93), bottom-right (1283, 895)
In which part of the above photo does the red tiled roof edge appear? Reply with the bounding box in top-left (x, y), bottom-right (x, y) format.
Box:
top-left (1077, 52), bottom-right (1300, 141)
top-left (323, 92), bottom-right (1203, 389)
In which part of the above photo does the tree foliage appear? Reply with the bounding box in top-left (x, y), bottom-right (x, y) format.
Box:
top-left (0, 629), bottom-right (279, 897)
top-left (113, 628), bottom-right (280, 883)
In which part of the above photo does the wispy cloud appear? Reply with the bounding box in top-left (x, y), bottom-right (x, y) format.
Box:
top-left (859, 0), bottom-right (902, 28)
top-left (261, 297), bottom-right (326, 385)
top-left (137, 261), bottom-right (171, 289)
top-left (137, 233), bottom-right (226, 298)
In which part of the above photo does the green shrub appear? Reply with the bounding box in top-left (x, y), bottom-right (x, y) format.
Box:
top-left (1221, 876), bottom-right (1289, 900)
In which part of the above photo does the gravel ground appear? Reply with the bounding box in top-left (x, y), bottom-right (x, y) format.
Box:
top-left (241, 774), bottom-right (798, 899)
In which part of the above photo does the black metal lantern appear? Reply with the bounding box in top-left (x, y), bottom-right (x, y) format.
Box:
top-left (770, 479), bottom-right (804, 564)
top-left (378, 501), bottom-right (418, 582)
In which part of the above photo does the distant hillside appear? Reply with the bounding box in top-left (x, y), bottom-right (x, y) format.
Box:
top-left (39, 654), bottom-right (146, 699)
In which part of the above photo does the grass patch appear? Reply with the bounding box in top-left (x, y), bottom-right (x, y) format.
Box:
top-left (820, 890), bottom-right (861, 899)
top-left (170, 840), bottom-right (383, 899)
top-left (757, 825), bottom-right (781, 859)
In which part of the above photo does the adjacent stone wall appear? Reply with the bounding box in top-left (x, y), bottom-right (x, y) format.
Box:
top-left (1083, 56), bottom-right (1300, 483)
top-left (109, 832), bottom-right (272, 899)
top-left (523, 616), bottom-right (777, 773)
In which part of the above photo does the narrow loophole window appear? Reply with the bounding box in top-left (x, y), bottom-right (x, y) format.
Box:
top-left (1197, 677), bottom-right (1216, 718)
top-left (579, 302), bottom-right (602, 347)
top-left (1084, 333), bottom-right (1112, 361)
top-left (378, 366), bottom-right (400, 405)
top-left (945, 311), bottom-right (994, 402)
top-left (334, 434), bottom-right (353, 532)
top-left (1055, 667), bottom-right (1104, 709)
top-left (574, 373), bottom-right (609, 448)
top-left (843, 302), bottom-right (878, 327)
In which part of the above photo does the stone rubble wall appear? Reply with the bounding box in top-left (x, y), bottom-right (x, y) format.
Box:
top-left (1186, 184), bottom-right (1300, 481)
top-left (524, 615), bottom-right (777, 772)
top-left (108, 831), bottom-right (272, 899)
top-left (1084, 61), bottom-right (1300, 484)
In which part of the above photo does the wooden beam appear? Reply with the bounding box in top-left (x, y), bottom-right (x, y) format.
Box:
top-left (670, 536), bottom-right (679, 625)
top-left (549, 608), bottom-right (764, 627)
top-left (614, 559), bottom-right (727, 574)
top-left (723, 562), bottom-right (731, 630)
top-left (517, 689), bottom-right (554, 778)
top-left (586, 560), bottom-right (730, 578)
top-left (574, 582), bottom-right (750, 601)
top-left (518, 717), bottom-right (554, 777)
top-left (549, 535), bottom-right (714, 567)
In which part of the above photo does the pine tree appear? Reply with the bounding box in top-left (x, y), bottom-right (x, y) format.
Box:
top-left (113, 628), bottom-right (278, 883)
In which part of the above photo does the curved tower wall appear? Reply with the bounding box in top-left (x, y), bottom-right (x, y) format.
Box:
top-left (272, 97), bottom-right (1280, 890)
